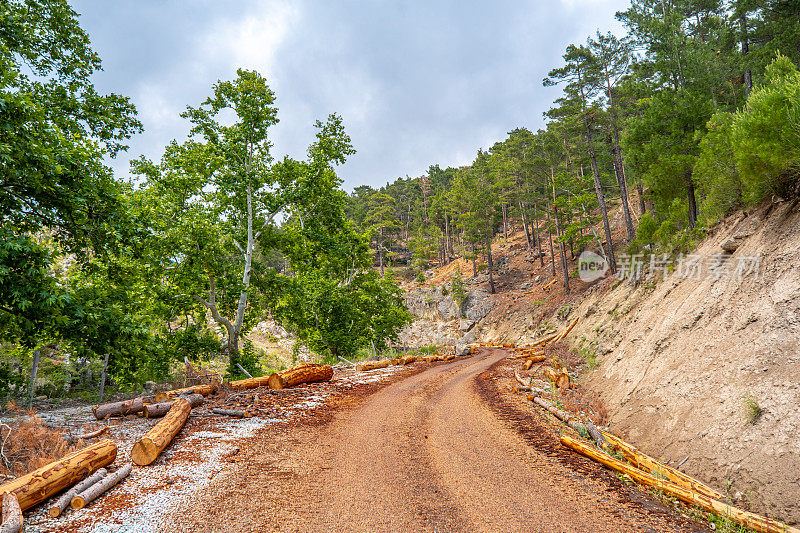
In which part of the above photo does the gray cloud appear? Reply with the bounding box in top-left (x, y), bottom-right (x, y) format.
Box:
top-left (71, 0), bottom-right (629, 190)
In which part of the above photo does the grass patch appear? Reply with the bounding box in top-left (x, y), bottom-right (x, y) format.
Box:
top-left (742, 395), bottom-right (762, 424)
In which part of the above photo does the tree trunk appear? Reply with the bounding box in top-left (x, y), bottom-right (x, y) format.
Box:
top-left (0, 440), bottom-right (117, 513)
top-left (131, 398), bottom-right (191, 466)
top-left (267, 363), bottom-right (333, 389)
top-left (583, 129), bottom-right (616, 273)
top-left (27, 349), bottom-right (41, 408)
top-left (212, 408), bottom-right (248, 418)
top-left (154, 382), bottom-right (218, 403)
top-left (379, 227), bottom-right (384, 276)
top-left (1, 493), bottom-right (21, 533)
top-left (611, 141), bottom-right (635, 242)
top-left (636, 179), bottom-right (646, 215)
top-left (471, 243), bottom-right (477, 277)
top-left (51, 468), bottom-right (115, 517)
top-left (485, 231), bottom-right (495, 294)
top-left (98, 352), bottom-right (110, 403)
top-left (687, 173), bottom-right (698, 229)
top-left (71, 464), bottom-right (132, 510)
top-left (144, 393), bottom-right (204, 418)
top-left (740, 14), bottom-right (752, 94)
top-left (553, 207), bottom-right (570, 294)
top-left (444, 212), bottom-right (451, 263)
top-left (519, 200), bottom-right (532, 254)
top-left (546, 205), bottom-right (556, 276)
top-left (92, 395), bottom-right (156, 420)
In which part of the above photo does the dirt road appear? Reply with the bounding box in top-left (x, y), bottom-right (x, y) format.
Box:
top-left (175, 350), bottom-right (704, 532)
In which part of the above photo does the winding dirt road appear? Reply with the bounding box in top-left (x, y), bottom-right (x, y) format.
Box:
top-left (176, 349), bottom-right (705, 532)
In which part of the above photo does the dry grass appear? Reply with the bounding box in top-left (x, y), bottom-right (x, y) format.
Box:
top-left (0, 401), bottom-right (78, 478)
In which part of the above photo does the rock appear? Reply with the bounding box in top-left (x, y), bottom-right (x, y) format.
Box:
top-left (455, 343), bottom-right (471, 356)
top-left (458, 319), bottom-right (474, 332)
top-left (720, 234), bottom-right (747, 253)
top-left (144, 381), bottom-right (157, 392)
top-left (464, 290), bottom-right (494, 322)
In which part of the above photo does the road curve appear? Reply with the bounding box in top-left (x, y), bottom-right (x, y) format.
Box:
top-left (177, 349), bottom-right (702, 532)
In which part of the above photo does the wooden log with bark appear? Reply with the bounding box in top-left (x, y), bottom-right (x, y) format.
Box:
top-left (513, 350), bottom-right (544, 359)
top-left (212, 408), bottom-right (248, 418)
top-left (49, 467), bottom-right (108, 517)
top-left (600, 431), bottom-right (723, 500)
top-left (131, 398), bottom-right (191, 466)
top-left (542, 366), bottom-right (570, 389)
top-left (71, 463), bottom-right (132, 510)
top-left (530, 397), bottom-right (586, 434)
top-left (356, 359), bottom-right (392, 372)
top-left (0, 493), bottom-right (22, 533)
top-left (66, 426), bottom-right (109, 444)
top-left (154, 382), bottom-right (218, 402)
top-left (0, 439), bottom-right (117, 513)
top-left (399, 355), bottom-right (417, 365)
top-left (269, 363), bottom-right (334, 389)
top-left (560, 434), bottom-right (799, 533)
top-left (143, 393), bottom-right (204, 418)
top-left (92, 396), bottom-right (155, 420)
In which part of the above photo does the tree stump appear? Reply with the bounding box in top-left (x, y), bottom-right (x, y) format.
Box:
top-left (0, 439), bottom-right (117, 513)
top-left (131, 398), bottom-right (191, 466)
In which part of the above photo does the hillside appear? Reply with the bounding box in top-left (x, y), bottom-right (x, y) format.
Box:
top-left (401, 198), bottom-right (800, 525)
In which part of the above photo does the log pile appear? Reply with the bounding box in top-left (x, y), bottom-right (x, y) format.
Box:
top-left (131, 398), bottom-right (191, 466)
top-left (143, 393), bottom-right (204, 418)
top-left (70, 464), bottom-right (132, 510)
top-left (49, 467), bottom-right (107, 517)
top-left (154, 382), bottom-right (219, 402)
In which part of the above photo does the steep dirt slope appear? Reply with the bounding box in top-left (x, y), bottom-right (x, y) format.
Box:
top-left (567, 201), bottom-right (800, 525)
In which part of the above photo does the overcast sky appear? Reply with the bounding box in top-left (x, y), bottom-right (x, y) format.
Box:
top-left (70, 0), bottom-right (629, 191)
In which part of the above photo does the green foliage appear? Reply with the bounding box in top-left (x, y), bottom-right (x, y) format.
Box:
top-left (450, 274), bottom-right (467, 317)
top-left (415, 271), bottom-right (426, 284)
top-left (742, 395), bottom-right (762, 424)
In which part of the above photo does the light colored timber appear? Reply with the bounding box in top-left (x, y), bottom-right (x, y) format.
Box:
top-left (154, 382), bottom-right (218, 402)
top-left (0, 440), bottom-right (116, 513)
top-left (600, 430), bottom-right (723, 500)
top-left (356, 359), bottom-right (392, 372)
top-left (560, 434), bottom-right (799, 533)
top-left (131, 398), bottom-right (191, 466)
top-left (269, 363), bottom-right (334, 389)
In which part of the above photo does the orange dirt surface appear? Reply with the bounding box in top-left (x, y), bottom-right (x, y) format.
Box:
top-left (169, 349), bottom-right (707, 532)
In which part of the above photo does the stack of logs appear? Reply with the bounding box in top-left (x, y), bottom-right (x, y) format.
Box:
top-left (354, 352), bottom-right (460, 372)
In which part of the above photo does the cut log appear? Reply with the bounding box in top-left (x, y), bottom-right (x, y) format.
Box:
top-left (543, 278), bottom-right (558, 290)
top-left (400, 355), bottom-right (417, 365)
top-left (531, 397), bottom-right (585, 434)
top-left (154, 382), bottom-right (218, 403)
top-left (229, 375), bottom-right (271, 391)
top-left (0, 439), bottom-right (117, 513)
top-left (143, 393), bottom-right (204, 418)
top-left (523, 359), bottom-right (534, 371)
top-left (356, 359), bottom-right (392, 372)
top-left (443, 354), bottom-right (455, 361)
top-left (212, 408), bottom-right (247, 418)
top-left (548, 317), bottom-right (579, 346)
top-left (270, 363), bottom-right (334, 389)
top-left (49, 467), bottom-right (107, 517)
top-left (391, 358), bottom-right (401, 365)
top-left (71, 463), bottom-right (132, 510)
top-left (67, 426), bottom-right (109, 443)
top-left (130, 398), bottom-right (191, 466)
top-left (600, 431), bottom-right (723, 500)
top-left (501, 343), bottom-right (515, 348)
top-left (542, 367), bottom-right (570, 389)
top-left (560, 434), bottom-right (799, 533)
top-left (1, 493), bottom-right (22, 533)
top-left (586, 423), bottom-right (610, 451)
top-left (513, 350), bottom-right (544, 359)
top-left (92, 396), bottom-right (155, 420)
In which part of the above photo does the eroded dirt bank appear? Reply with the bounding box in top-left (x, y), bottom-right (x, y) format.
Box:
top-left (170, 349), bottom-right (705, 532)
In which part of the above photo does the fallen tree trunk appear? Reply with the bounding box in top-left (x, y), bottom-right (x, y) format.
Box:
top-left (548, 317), bottom-right (579, 346)
top-left (212, 408), bottom-right (247, 418)
top-left (269, 363), bottom-right (334, 389)
top-left (67, 426), bottom-right (109, 443)
top-left (71, 463), bottom-right (132, 510)
top-left (154, 382), bottom-right (218, 403)
top-left (513, 350), bottom-right (544, 359)
top-left (356, 359), bottom-right (392, 372)
top-left (600, 431), bottom-right (723, 500)
top-left (229, 375), bottom-right (271, 391)
top-left (531, 397), bottom-right (585, 434)
top-left (0, 493), bottom-right (22, 533)
top-left (560, 434), bottom-right (799, 533)
top-left (49, 467), bottom-right (108, 517)
top-left (586, 423), bottom-right (610, 451)
top-left (0, 439), bottom-right (117, 513)
top-left (399, 355), bottom-right (417, 365)
top-left (131, 398), bottom-right (191, 466)
top-left (143, 393), bottom-right (204, 418)
top-left (92, 396), bottom-right (154, 420)
top-left (542, 366), bottom-right (570, 389)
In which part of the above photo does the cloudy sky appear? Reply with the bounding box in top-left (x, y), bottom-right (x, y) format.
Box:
top-left (71, 0), bottom-right (629, 191)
